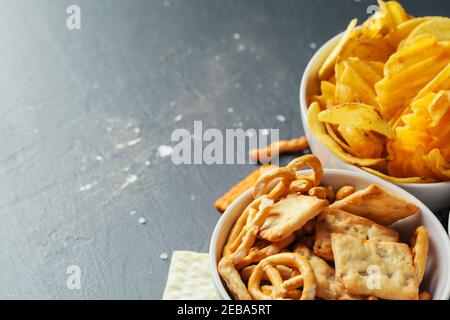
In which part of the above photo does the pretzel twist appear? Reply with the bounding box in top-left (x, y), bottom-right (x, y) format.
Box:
top-left (223, 196), bottom-right (275, 264)
top-left (287, 154), bottom-right (323, 187)
top-left (253, 167), bottom-right (296, 200)
top-left (248, 253), bottom-right (316, 300)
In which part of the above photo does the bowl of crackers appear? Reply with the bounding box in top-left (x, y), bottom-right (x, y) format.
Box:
top-left (210, 155), bottom-right (450, 300)
top-left (298, 0), bottom-right (450, 211)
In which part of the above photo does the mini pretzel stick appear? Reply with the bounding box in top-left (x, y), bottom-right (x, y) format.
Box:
top-left (241, 265), bottom-right (296, 282)
top-left (249, 136), bottom-right (309, 162)
top-left (248, 253), bottom-right (316, 300)
top-left (308, 187), bottom-right (328, 199)
top-left (235, 234), bottom-right (296, 270)
top-left (215, 164), bottom-right (275, 212)
top-left (287, 155), bottom-right (323, 187)
top-left (218, 257), bottom-right (252, 300)
top-left (290, 179), bottom-right (313, 194)
top-left (335, 185), bottom-right (355, 200)
top-left (253, 167), bottom-right (296, 199)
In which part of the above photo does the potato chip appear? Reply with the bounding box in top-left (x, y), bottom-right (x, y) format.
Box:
top-left (307, 102), bottom-right (385, 167)
top-left (403, 17), bottom-right (450, 48)
top-left (413, 63), bottom-right (450, 102)
top-left (337, 126), bottom-right (384, 159)
top-left (378, 0), bottom-right (410, 30)
top-left (318, 19), bottom-right (358, 81)
top-left (335, 59), bottom-right (382, 107)
top-left (318, 103), bottom-right (393, 138)
top-left (385, 17), bottom-right (433, 48)
top-left (324, 123), bottom-right (353, 154)
top-left (375, 37), bottom-right (450, 121)
top-left (362, 167), bottom-right (432, 183)
top-left (423, 149), bottom-right (450, 180)
top-left (311, 81), bottom-right (336, 109)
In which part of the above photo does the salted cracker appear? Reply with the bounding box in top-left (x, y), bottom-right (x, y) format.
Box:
top-left (162, 251), bottom-right (219, 300)
top-left (331, 234), bottom-right (419, 300)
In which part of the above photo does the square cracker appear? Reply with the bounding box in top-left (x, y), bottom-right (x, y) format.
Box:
top-left (294, 244), bottom-right (362, 300)
top-left (258, 194), bottom-right (328, 242)
top-left (331, 234), bottom-right (419, 300)
top-left (329, 184), bottom-right (419, 226)
top-left (314, 208), bottom-right (399, 261)
top-left (163, 251), bottom-right (220, 300)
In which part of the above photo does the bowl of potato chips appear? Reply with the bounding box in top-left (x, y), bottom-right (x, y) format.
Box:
top-left (299, 0), bottom-right (450, 211)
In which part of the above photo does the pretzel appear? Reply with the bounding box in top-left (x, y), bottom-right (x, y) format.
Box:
top-left (248, 253), bottom-right (316, 300)
top-left (287, 154), bottom-right (323, 187)
top-left (235, 234), bottom-right (296, 270)
top-left (222, 196), bottom-right (275, 264)
top-left (249, 136), bottom-right (309, 162)
top-left (241, 264), bottom-right (298, 282)
top-left (253, 167), bottom-right (296, 200)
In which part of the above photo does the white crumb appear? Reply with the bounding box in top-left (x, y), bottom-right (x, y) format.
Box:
top-left (121, 174), bottom-right (138, 189)
top-left (158, 145), bottom-right (173, 157)
top-left (233, 33), bottom-right (241, 40)
top-left (276, 115), bottom-right (286, 122)
top-left (160, 252), bottom-right (169, 260)
top-left (174, 114), bottom-right (183, 122)
top-left (138, 217), bottom-right (146, 224)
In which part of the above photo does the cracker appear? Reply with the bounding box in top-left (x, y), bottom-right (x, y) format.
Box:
top-left (329, 184), bottom-right (419, 225)
top-left (258, 194), bottom-right (328, 242)
top-left (410, 226), bottom-right (429, 285)
top-left (218, 256), bottom-right (252, 300)
top-left (214, 165), bottom-right (274, 213)
top-left (294, 243), bottom-right (362, 300)
top-left (331, 234), bottom-right (419, 300)
top-left (162, 251), bottom-right (219, 300)
top-left (314, 208), bottom-right (399, 261)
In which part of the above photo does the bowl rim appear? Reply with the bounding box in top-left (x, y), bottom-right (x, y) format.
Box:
top-left (210, 168), bottom-right (450, 300)
top-left (298, 32), bottom-right (450, 188)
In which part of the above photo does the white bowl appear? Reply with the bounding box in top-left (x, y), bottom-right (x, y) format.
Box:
top-left (299, 33), bottom-right (450, 212)
top-left (210, 169), bottom-right (450, 300)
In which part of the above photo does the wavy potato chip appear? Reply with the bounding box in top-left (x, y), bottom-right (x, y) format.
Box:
top-left (318, 103), bottom-right (393, 138)
top-left (378, 0), bottom-right (410, 30)
top-left (414, 63), bottom-right (450, 102)
top-left (423, 149), bottom-right (450, 180)
top-left (403, 17), bottom-right (450, 48)
top-left (307, 102), bottom-right (385, 167)
top-left (362, 167), bottom-right (432, 184)
top-left (376, 37), bottom-right (450, 121)
top-left (385, 17), bottom-right (433, 48)
top-left (337, 126), bottom-right (384, 159)
top-left (318, 19), bottom-right (358, 81)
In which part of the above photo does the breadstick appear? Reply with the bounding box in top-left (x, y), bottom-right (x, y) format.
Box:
top-left (249, 136), bottom-right (309, 162)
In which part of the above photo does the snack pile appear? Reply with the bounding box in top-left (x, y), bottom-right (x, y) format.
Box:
top-left (308, 0), bottom-right (450, 183)
top-left (218, 155), bottom-right (431, 300)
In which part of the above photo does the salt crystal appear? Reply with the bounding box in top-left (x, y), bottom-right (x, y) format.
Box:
top-left (160, 252), bottom-right (169, 260)
top-left (138, 217), bottom-right (146, 224)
